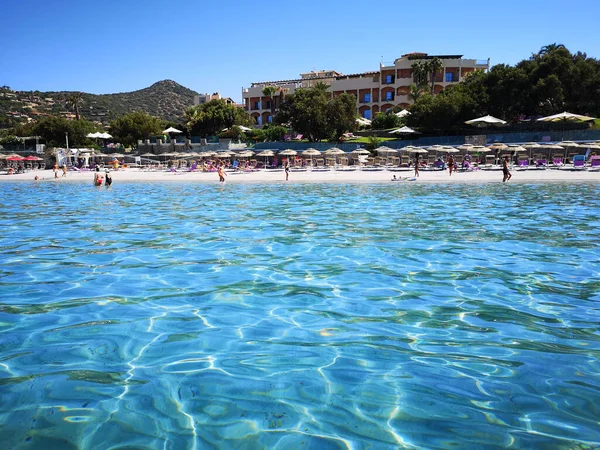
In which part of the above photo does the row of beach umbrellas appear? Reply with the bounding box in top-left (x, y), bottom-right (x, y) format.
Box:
top-left (133, 139), bottom-right (600, 161)
top-left (465, 112), bottom-right (596, 128)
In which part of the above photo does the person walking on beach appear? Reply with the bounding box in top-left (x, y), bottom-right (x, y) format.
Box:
top-left (447, 154), bottom-right (455, 176)
top-left (284, 160), bottom-right (290, 181)
top-left (413, 155), bottom-right (420, 177)
top-left (217, 165), bottom-right (226, 183)
top-left (61, 165), bottom-right (67, 177)
top-left (502, 156), bottom-right (512, 182)
top-left (53, 162), bottom-right (59, 179)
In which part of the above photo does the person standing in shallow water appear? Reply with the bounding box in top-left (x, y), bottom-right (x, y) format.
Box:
top-left (413, 155), bottom-right (420, 177)
top-left (217, 165), bottom-right (226, 183)
top-left (284, 160), bottom-right (289, 181)
top-left (502, 156), bottom-right (512, 182)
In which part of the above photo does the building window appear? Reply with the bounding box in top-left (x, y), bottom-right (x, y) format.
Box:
top-left (268, 115), bottom-right (272, 123)
top-left (253, 101), bottom-right (261, 110)
top-left (385, 91), bottom-right (394, 101)
top-left (446, 73), bottom-right (455, 82)
top-left (257, 116), bottom-right (262, 125)
top-left (385, 75), bottom-right (394, 84)
top-left (364, 110), bottom-right (371, 120)
top-left (363, 93), bottom-right (371, 103)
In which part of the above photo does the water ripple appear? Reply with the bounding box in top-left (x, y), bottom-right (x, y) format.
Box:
top-left (0, 181), bottom-right (599, 449)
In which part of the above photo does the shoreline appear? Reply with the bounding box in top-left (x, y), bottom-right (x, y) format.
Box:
top-left (2, 167), bottom-right (600, 184)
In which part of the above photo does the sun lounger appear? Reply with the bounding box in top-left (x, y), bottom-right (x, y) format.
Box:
top-left (517, 159), bottom-right (529, 170)
top-left (551, 156), bottom-right (564, 169)
top-left (572, 155), bottom-right (586, 169)
top-left (589, 156), bottom-right (600, 170)
top-left (535, 159), bottom-right (547, 169)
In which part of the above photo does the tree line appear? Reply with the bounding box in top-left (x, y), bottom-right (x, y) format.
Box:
top-left (405, 44), bottom-right (600, 133)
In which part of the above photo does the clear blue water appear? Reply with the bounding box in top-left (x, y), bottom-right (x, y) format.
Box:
top-left (1, 181), bottom-right (600, 450)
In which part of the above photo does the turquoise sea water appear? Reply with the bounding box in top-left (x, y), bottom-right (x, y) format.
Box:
top-left (1, 181), bottom-right (599, 450)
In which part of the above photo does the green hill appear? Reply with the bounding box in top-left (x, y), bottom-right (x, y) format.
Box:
top-left (0, 80), bottom-right (198, 126)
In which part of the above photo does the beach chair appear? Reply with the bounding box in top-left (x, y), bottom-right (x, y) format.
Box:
top-left (484, 154), bottom-right (496, 168)
top-left (535, 158), bottom-right (548, 169)
top-left (572, 155), bottom-right (586, 169)
top-left (590, 156), bottom-right (600, 170)
top-left (551, 156), bottom-right (564, 169)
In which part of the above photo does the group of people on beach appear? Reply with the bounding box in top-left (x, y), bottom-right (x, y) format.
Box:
top-left (408, 153), bottom-right (512, 182)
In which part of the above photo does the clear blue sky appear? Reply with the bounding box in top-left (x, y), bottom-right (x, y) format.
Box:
top-left (2, 0), bottom-right (599, 102)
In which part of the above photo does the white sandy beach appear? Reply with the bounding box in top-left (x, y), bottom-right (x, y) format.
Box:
top-left (2, 167), bottom-right (600, 184)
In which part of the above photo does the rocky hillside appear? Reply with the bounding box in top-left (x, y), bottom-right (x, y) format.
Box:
top-left (0, 80), bottom-right (198, 125)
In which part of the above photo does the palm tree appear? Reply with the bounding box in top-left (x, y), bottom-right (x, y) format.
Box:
top-left (261, 85), bottom-right (277, 120)
top-left (411, 60), bottom-right (429, 91)
top-left (427, 57), bottom-right (443, 95)
top-left (408, 84), bottom-right (427, 103)
top-left (66, 92), bottom-right (84, 120)
top-left (538, 43), bottom-right (566, 57)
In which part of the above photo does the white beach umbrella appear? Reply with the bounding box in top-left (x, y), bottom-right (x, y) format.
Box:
top-left (256, 150), bottom-right (275, 167)
top-left (389, 126), bottom-right (418, 135)
top-left (324, 148), bottom-right (345, 166)
top-left (394, 109), bottom-right (411, 118)
top-left (302, 148), bottom-right (321, 165)
top-left (487, 143), bottom-right (509, 151)
top-left (556, 141), bottom-right (580, 147)
top-left (279, 149), bottom-right (297, 156)
top-left (456, 144), bottom-right (475, 151)
top-left (507, 144), bottom-right (527, 152)
top-left (351, 148), bottom-right (371, 155)
top-left (583, 144), bottom-right (600, 150)
top-left (427, 145), bottom-right (445, 152)
top-left (538, 144), bottom-right (565, 150)
top-left (376, 146), bottom-right (397, 154)
top-left (302, 148), bottom-right (321, 156)
top-left (439, 146), bottom-right (459, 153)
top-left (163, 127), bottom-right (182, 134)
top-left (522, 142), bottom-right (543, 149)
top-left (356, 117), bottom-right (371, 126)
top-left (465, 115), bottom-right (507, 127)
top-left (407, 147), bottom-right (428, 154)
top-left (536, 112), bottom-right (596, 123)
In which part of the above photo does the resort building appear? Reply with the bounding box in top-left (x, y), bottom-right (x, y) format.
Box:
top-left (194, 92), bottom-right (235, 106)
top-left (241, 53), bottom-right (490, 124)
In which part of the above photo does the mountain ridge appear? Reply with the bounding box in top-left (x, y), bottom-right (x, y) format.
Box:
top-left (0, 80), bottom-right (199, 125)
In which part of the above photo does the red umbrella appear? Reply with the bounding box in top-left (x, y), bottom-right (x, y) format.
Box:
top-left (7, 156), bottom-right (24, 161)
top-left (24, 156), bottom-right (43, 161)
